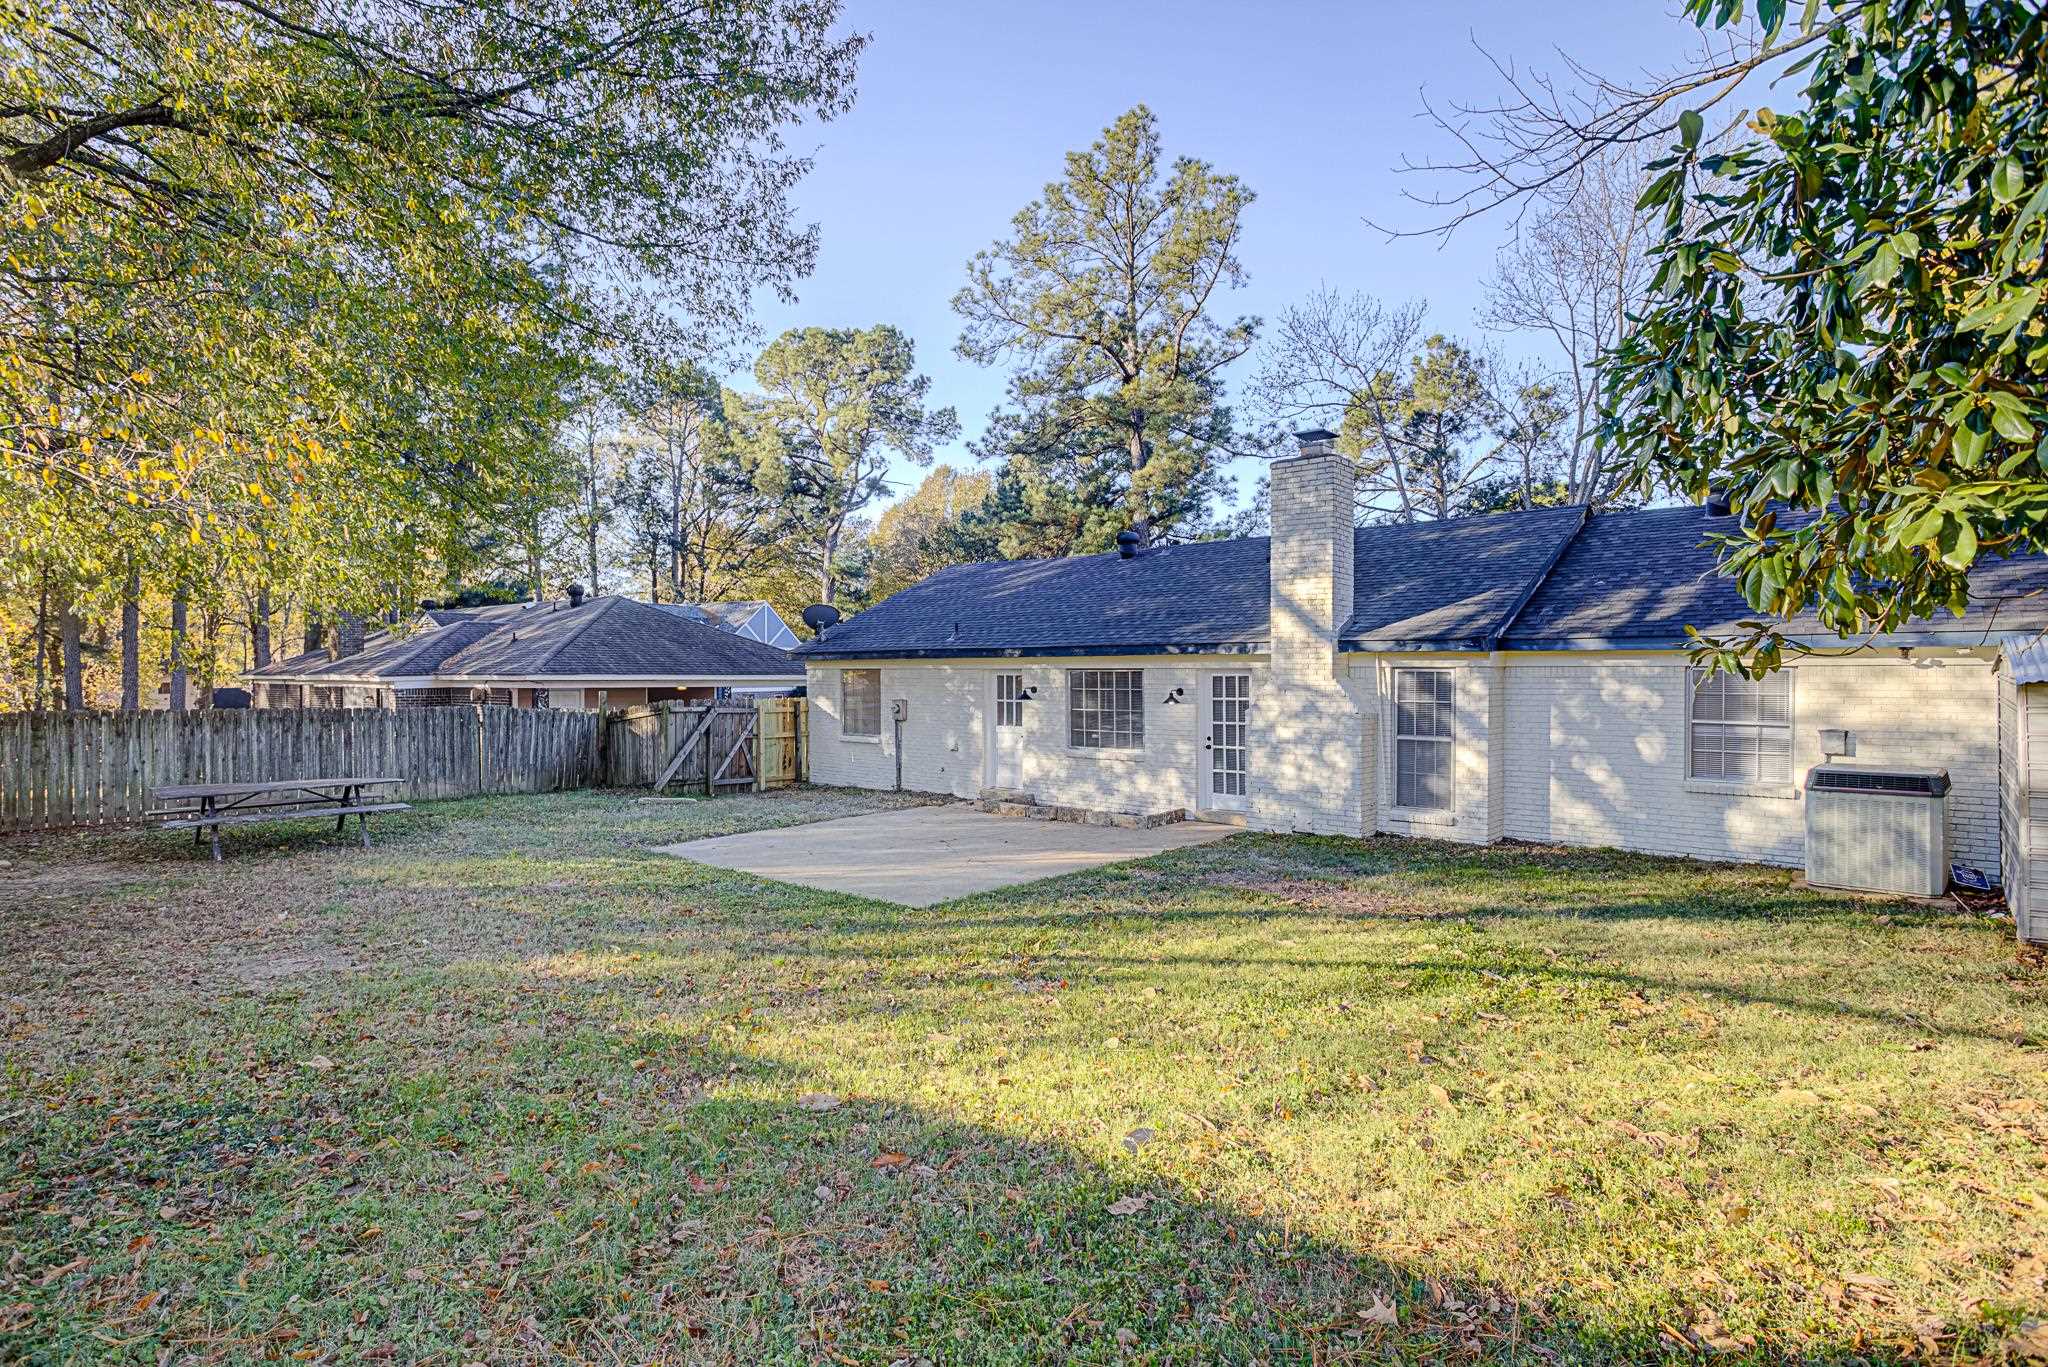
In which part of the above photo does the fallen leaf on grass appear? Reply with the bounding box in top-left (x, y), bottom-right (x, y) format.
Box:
top-left (870, 1151), bottom-right (910, 1170)
top-left (1106, 1194), bottom-right (1152, 1216)
top-left (455, 1209), bottom-right (487, 1223)
top-left (865, 1279), bottom-right (890, 1293)
top-left (303, 1055), bottom-right (337, 1072)
top-left (814, 1185), bottom-right (836, 1204)
top-left (2003, 1320), bottom-right (2048, 1361)
top-left (1122, 1127), bottom-right (1155, 1154)
top-left (1359, 1292), bottom-right (1399, 1327)
top-left (797, 1093), bottom-right (841, 1112)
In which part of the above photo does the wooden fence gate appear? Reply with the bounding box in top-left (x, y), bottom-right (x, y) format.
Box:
top-left (600, 697), bottom-right (806, 793)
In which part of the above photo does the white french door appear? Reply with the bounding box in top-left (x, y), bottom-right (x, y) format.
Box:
top-left (1204, 672), bottom-right (1251, 812)
top-left (988, 672), bottom-right (1025, 790)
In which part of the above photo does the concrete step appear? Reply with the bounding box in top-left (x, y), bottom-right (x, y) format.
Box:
top-left (974, 794), bottom-right (1186, 830)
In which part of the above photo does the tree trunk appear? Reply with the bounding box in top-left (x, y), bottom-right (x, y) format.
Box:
top-left (31, 568), bottom-right (47, 710)
top-left (58, 593), bottom-right (84, 711)
top-left (668, 440), bottom-right (688, 604)
top-left (819, 517), bottom-right (843, 606)
top-left (251, 585), bottom-right (272, 669)
top-left (1126, 416), bottom-right (1152, 546)
top-left (199, 606), bottom-right (218, 708)
top-left (169, 589), bottom-right (189, 712)
top-left (585, 428), bottom-right (601, 592)
top-left (120, 561), bottom-right (140, 709)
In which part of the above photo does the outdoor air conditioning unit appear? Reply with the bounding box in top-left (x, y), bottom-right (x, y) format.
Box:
top-left (1804, 764), bottom-right (1950, 897)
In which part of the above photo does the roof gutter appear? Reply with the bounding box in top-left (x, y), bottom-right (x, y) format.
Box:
top-left (795, 640), bottom-right (1268, 662)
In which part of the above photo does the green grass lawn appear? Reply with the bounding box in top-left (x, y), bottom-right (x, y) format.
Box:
top-left (3, 788), bottom-right (2045, 1365)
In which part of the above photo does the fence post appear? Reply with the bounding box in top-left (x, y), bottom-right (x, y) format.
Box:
top-left (472, 704), bottom-right (486, 795)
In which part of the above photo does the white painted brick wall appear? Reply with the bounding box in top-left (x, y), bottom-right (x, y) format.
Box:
top-left (809, 646), bottom-right (2003, 881)
top-left (1498, 654), bottom-right (2000, 871)
top-left (806, 657), bottom-right (1260, 815)
top-left (1251, 450), bottom-right (1371, 837)
top-left (1353, 655), bottom-right (1496, 846)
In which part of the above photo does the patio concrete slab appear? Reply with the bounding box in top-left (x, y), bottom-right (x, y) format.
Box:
top-left (653, 802), bottom-right (1237, 907)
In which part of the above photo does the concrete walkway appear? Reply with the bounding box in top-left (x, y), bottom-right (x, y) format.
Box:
top-left (653, 802), bottom-right (1238, 907)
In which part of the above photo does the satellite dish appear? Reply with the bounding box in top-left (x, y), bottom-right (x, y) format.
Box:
top-left (801, 603), bottom-right (841, 635)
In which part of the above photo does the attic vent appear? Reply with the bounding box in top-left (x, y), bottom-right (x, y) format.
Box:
top-left (1807, 767), bottom-right (1949, 797)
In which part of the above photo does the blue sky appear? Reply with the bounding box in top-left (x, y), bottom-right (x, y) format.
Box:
top-left (740, 0), bottom-right (1711, 514)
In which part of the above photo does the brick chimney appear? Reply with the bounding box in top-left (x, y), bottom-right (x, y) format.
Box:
top-left (1249, 430), bottom-right (1372, 836)
top-left (1268, 430), bottom-right (1353, 648)
top-left (330, 612), bottom-right (366, 660)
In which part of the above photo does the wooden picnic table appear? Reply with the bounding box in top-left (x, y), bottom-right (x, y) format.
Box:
top-left (150, 776), bottom-right (410, 861)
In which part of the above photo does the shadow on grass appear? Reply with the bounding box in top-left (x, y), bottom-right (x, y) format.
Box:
top-left (4, 1030), bottom-right (1898, 1366)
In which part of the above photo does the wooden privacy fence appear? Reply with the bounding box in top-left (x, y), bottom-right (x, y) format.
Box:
top-left (0, 706), bottom-right (601, 834)
top-left (600, 698), bottom-right (807, 793)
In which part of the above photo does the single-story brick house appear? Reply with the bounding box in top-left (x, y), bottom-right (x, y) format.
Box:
top-left (248, 592), bottom-right (800, 709)
top-left (798, 432), bottom-right (2048, 940)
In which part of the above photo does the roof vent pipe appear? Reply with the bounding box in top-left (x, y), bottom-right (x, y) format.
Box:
top-left (566, 583), bottom-right (587, 607)
top-left (1705, 487), bottom-right (1734, 518)
top-left (1116, 529), bottom-right (1140, 559)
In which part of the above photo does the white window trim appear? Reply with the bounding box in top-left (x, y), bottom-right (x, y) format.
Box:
top-left (1386, 666), bottom-right (1457, 820)
top-left (839, 667), bottom-right (882, 742)
top-left (1064, 668), bottom-right (1147, 754)
top-left (1683, 665), bottom-right (1797, 798)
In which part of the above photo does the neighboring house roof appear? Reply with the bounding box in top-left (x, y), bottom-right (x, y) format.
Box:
top-left (438, 595), bottom-right (796, 678)
top-left (654, 600), bottom-right (800, 648)
top-left (251, 595), bottom-right (799, 683)
top-left (421, 601), bottom-right (541, 628)
top-left (798, 502), bottom-right (2048, 660)
top-left (251, 619), bottom-right (500, 681)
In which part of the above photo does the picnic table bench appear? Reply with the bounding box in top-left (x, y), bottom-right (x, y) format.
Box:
top-left (150, 777), bottom-right (410, 861)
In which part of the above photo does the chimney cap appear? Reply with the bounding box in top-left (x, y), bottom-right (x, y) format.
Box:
top-left (1292, 428), bottom-right (1340, 456)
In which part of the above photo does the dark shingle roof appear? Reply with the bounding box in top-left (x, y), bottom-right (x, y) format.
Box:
top-left (800, 501), bottom-right (2048, 659)
top-left (422, 601), bottom-right (540, 627)
top-left (250, 619), bottom-right (500, 680)
top-left (434, 595), bottom-right (798, 678)
top-left (1340, 505), bottom-right (1587, 646)
top-left (1504, 504), bottom-right (2048, 647)
top-left (800, 537), bottom-right (1275, 658)
top-left (251, 595), bottom-right (798, 682)
top-left (800, 509), bottom-right (1588, 658)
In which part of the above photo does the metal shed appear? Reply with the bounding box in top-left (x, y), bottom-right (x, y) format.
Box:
top-left (1998, 635), bottom-right (2048, 944)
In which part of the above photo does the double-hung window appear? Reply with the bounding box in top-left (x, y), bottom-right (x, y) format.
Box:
top-left (1393, 668), bottom-right (1455, 812)
top-left (1068, 669), bottom-right (1144, 749)
top-left (840, 668), bottom-right (881, 738)
top-left (1688, 667), bottom-right (1792, 784)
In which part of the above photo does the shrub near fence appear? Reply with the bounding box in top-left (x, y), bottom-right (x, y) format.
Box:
top-left (0, 706), bottom-right (602, 834)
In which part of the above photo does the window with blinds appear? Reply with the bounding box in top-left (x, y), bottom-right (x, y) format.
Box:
top-left (840, 668), bottom-right (881, 737)
top-left (1393, 668), bottom-right (1455, 811)
top-left (1688, 667), bottom-right (1793, 783)
top-left (1067, 669), bottom-right (1144, 749)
